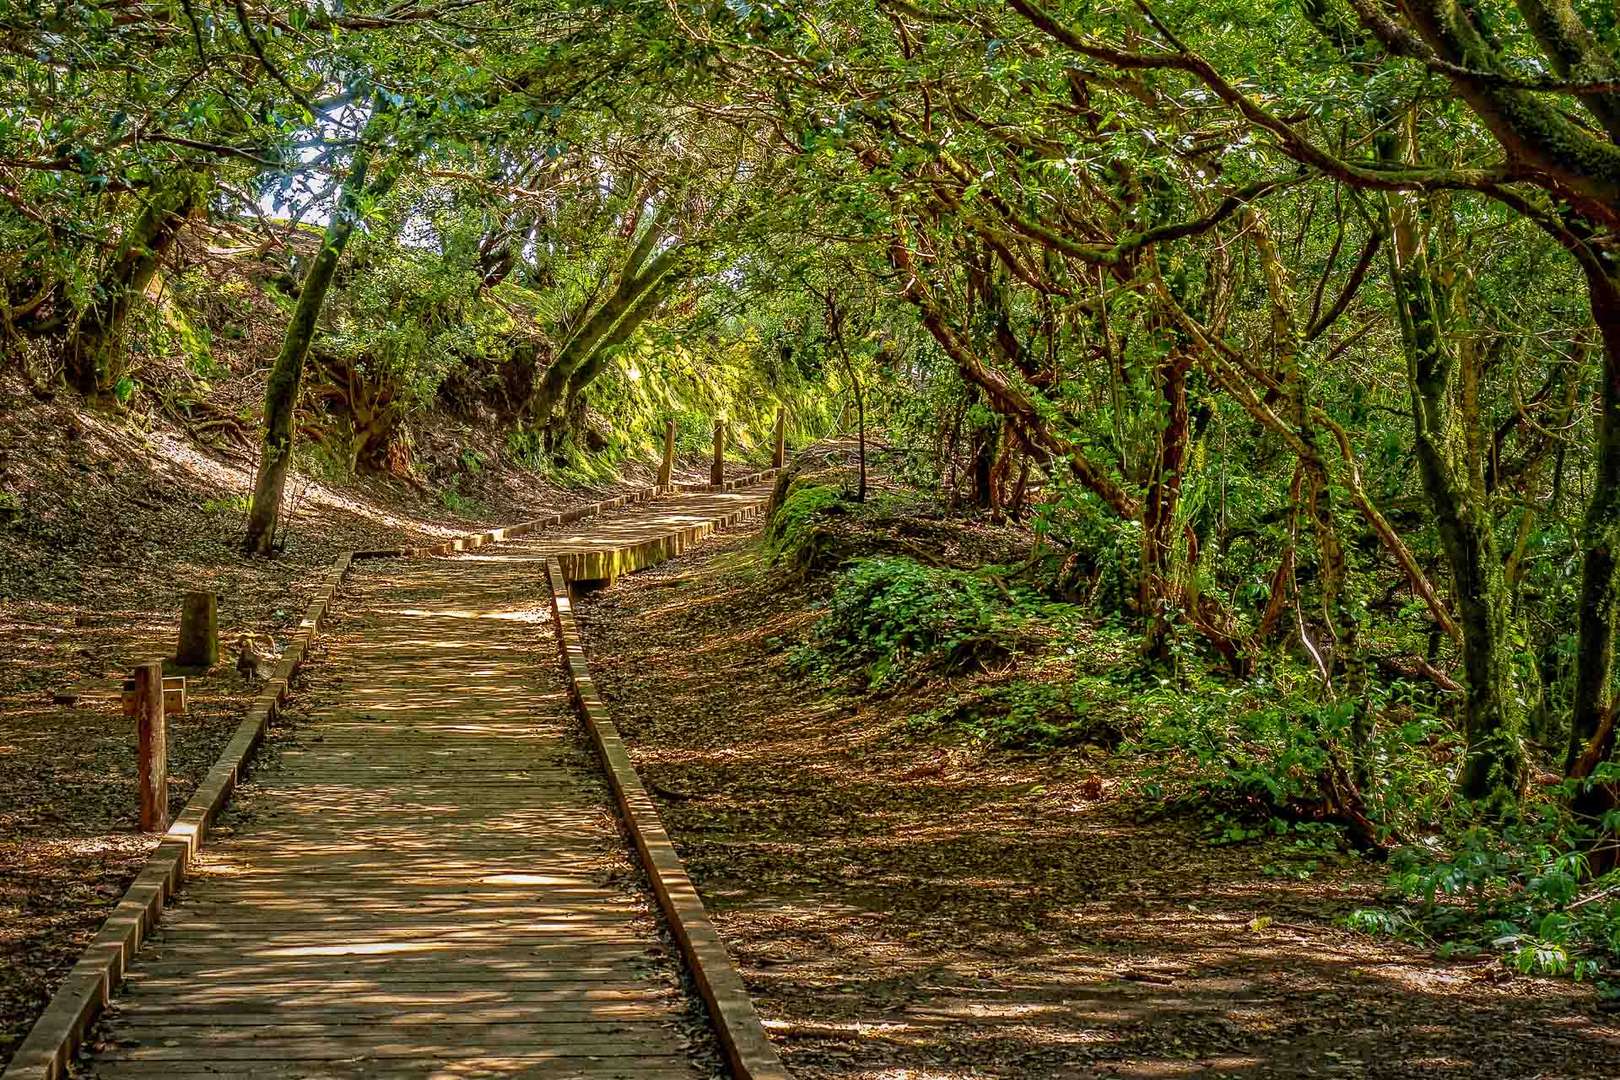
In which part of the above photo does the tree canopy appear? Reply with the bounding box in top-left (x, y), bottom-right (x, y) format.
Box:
top-left (13, 0), bottom-right (1620, 980)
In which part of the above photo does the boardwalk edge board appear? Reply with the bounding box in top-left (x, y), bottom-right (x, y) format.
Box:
top-left (4, 469), bottom-right (780, 1080)
top-left (545, 550), bottom-right (790, 1080)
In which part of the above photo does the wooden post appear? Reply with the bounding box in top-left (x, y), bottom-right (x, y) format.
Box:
top-left (131, 662), bottom-right (168, 832)
top-left (710, 419), bottom-right (725, 487)
top-left (176, 591), bottom-right (218, 668)
top-left (772, 407), bottom-right (786, 469)
top-left (658, 419), bottom-right (676, 489)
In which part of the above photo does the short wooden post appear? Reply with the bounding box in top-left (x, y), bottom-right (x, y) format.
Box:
top-left (710, 420), bottom-right (725, 487)
top-left (176, 591), bottom-right (218, 669)
top-left (658, 419), bottom-right (676, 489)
top-left (772, 407), bottom-right (786, 469)
top-left (131, 662), bottom-right (168, 832)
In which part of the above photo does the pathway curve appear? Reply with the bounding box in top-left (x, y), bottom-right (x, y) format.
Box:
top-left (79, 486), bottom-right (772, 1080)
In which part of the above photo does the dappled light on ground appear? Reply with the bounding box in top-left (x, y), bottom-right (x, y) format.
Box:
top-left (580, 533), bottom-right (1620, 1080)
top-left (0, 378), bottom-right (730, 1062)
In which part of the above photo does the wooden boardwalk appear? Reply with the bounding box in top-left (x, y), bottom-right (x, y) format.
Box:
top-left (79, 487), bottom-right (772, 1080)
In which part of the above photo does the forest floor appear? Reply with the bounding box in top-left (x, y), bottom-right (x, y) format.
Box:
top-left (577, 526), bottom-right (1620, 1080)
top-left (0, 374), bottom-right (730, 1068)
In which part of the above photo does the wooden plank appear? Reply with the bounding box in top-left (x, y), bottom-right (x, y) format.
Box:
top-left (97, 1043), bottom-right (688, 1062)
top-left (101, 1002), bottom-right (672, 1023)
top-left (91, 1065), bottom-right (699, 1080)
top-left (120, 971), bottom-right (665, 987)
top-left (102, 1019), bottom-right (685, 1038)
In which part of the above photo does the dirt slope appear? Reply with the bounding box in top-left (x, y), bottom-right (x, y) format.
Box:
top-left (577, 529), bottom-right (1620, 1080)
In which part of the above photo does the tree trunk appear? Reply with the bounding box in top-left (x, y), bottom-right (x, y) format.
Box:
top-left (244, 140), bottom-right (392, 555)
top-left (65, 176), bottom-right (200, 399)
top-left (1383, 180), bottom-right (1525, 804)
top-left (970, 416), bottom-right (997, 511)
top-left (1567, 261), bottom-right (1620, 865)
top-left (553, 272), bottom-right (675, 446)
top-left (1141, 351), bottom-right (1192, 664)
top-left (528, 245), bottom-right (684, 430)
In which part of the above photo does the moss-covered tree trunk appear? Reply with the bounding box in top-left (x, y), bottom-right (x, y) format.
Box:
top-left (1383, 183), bottom-right (1525, 804)
top-left (1567, 261), bottom-right (1620, 866)
top-left (65, 175), bottom-right (201, 399)
top-left (528, 245), bottom-right (685, 431)
top-left (243, 143), bottom-right (391, 555)
top-left (528, 204), bottom-right (680, 432)
top-left (554, 271), bottom-right (678, 444)
top-left (1141, 350), bottom-right (1191, 664)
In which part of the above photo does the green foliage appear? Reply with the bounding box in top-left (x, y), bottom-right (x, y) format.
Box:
top-left (1123, 677), bottom-right (1343, 819)
top-left (1344, 816), bottom-right (1620, 982)
top-left (1100, 668), bottom-right (1456, 849)
top-left (1031, 477), bottom-right (1140, 615)
top-left (802, 556), bottom-right (1043, 687)
top-left (911, 678), bottom-right (1122, 750)
top-left (294, 435), bottom-right (353, 483)
top-left (158, 286), bottom-right (222, 379)
top-left (200, 494), bottom-right (249, 515)
top-left (438, 486), bottom-right (483, 517)
top-left (572, 328), bottom-right (836, 476)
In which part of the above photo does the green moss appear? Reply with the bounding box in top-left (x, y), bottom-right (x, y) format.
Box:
top-left (764, 481), bottom-right (847, 562)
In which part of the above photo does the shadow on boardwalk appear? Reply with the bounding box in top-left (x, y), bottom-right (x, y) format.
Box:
top-left (76, 492), bottom-right (773, 1079)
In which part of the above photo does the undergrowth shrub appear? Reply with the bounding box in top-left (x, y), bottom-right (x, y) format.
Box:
top-left (1118, 672), bottom-right (1455, 848)
top-left (799, 555), bottom-right (1056, 687)
top-left (1030, 477), bottom-right (1139, 613)
top-left (1125, 677), bottom-right (1337, 820)
top-left (911, 679), bottom-right (1125, 749)
top-left (1346, 811), bottom-right (1620, 990)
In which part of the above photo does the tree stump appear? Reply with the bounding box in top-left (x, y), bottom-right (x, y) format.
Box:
top-left (130, 662), bottom-right (168, 832)
top-left (658, 419), bottom-right (676, 489)
top-left (176, 591), bottom-right (218, 669)
top-left (711, 420), bottom-right (725, 487)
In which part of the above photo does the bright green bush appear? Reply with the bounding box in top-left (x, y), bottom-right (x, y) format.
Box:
top-left (1124, 678), bottom-right (1341, 817)
top-left (804, 555), bottom-right (1038, 687)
